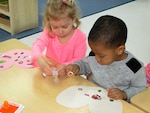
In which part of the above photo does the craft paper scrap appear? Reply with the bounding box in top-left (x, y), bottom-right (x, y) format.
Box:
top-left (0, 101), bottom-right (24, 113)
top-left (0, 55), bottom-right (14, 70)
top-left (0, 49), bottom-right (33, 70)
top-left (56, 86), bottom-right (122, 113)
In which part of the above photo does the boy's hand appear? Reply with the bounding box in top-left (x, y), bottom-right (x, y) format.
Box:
top-left (66, 64), bottom-right (80, 76)
top-left (107, 88), bottom-right (127, 100)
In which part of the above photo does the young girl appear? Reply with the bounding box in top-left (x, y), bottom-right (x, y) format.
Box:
top-left (31, 0), bottom-right (87, 76)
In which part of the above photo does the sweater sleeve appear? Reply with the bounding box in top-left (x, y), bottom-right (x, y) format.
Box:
top-left (124, 66), bottom-right (147, 102)
top-left (74, 57), bottom-right (92, 75)
top-left (31, 29), bottom-right (50, 66)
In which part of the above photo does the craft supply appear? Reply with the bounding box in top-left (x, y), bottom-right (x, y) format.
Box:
top-left (0, 49), bottom-right (33, 70)
top-left (3, 101), bottom-right (9, 109)
top-left (84, 93), bottom-right (90, 96)
top-left (110, 99), bottom-right (114, 102)
top-left (0, 54), bottom-right (4, 58)
top-left (56, 85), bottom-right (122, 113)
top-left (52, 67), bottom-right (59, 83)
top-left (67, 71), bottom-right (74, 77)
top-left (0, 100), bottom-right (24, 113)
top-left (78, 88), bottom-right (83, 91)
top-left (91, 94), bottom-right (101, 100)
top-left (42, 73), bottom-right (47, 78)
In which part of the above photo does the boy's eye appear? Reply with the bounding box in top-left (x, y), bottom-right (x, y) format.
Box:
top-left (95, 54), bottom-right (105, 58)
top-left (98, 55), bottom-right (105, 58)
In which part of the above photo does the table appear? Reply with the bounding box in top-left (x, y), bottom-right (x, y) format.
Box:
top-left (0, 39), bottom-right (146, 113)
top-left (131, 87), bottom-right (150, 113)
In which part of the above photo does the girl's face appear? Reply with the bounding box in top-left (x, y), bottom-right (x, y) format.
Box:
top-left (89, 41), bottom-right (125, 65)
top-left (50, 17), bottom-right (74, 38)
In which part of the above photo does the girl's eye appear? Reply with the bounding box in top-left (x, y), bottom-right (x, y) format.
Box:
top-left (63, 25), bottom-right (68, 28)
top-left (51, 26), bottom-right (57, 29)
top-left (51, 26), bottom-right (68, 29)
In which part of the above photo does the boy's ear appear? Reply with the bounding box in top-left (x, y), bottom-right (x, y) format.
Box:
top-left (117, 45), bottom-right (125, 55)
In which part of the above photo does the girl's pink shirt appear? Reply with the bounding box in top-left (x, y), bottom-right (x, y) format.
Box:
top-left (31, 28), bottom-right (87, 66)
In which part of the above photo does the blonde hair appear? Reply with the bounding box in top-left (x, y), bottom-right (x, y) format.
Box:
top-left (43, 0), bottom-right (81, 31)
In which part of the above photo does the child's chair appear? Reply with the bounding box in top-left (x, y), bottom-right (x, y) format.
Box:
top-left (146, 62), bottom-right (150, 86)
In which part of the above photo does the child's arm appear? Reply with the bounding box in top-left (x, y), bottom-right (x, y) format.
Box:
top-left (123, 66), bottom-right (147, 101)
top-left (65, 57), bottom-right (92, 77)
top-left (31, 29), bottom-right (50, 67)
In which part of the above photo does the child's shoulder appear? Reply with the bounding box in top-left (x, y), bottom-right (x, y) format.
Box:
top-left (126, 58), bottom-right (142, 73)
top-left (42, 28), bottom-right (55, 39)
top-left (125, 51), bottom-right (144, 73)
top-left (74, 29), bottom-right (86, 37)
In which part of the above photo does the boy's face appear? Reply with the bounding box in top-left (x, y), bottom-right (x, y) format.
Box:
top-left (89, 41), bottom-right (124, 65)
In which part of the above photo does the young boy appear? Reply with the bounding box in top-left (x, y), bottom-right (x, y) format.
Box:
top-left (65, 15), bottom-right (147, 102)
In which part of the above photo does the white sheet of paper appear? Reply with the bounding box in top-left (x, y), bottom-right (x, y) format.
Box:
top-left (56, 86), bottom-right (122, 113)
top-left (89, 99), bottom-right (122, 113)
top-left (56, 86), bottom-right (90, 108)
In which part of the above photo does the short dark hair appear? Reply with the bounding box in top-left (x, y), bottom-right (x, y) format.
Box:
top-left (88, 15), bottom-right (127, 48)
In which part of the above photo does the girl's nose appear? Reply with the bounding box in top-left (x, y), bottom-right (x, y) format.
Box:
top-left (59, 29), bottom-right (63, 34)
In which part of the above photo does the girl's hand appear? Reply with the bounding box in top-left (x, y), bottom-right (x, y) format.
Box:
top-left (107, 88), bottom-right (127, 100)
top-left (37, 57), bottom-right (53, 76)
top-left (65, 64), bottom-right (80, 76)
top-left (56, 64), bottom-right (66, 76)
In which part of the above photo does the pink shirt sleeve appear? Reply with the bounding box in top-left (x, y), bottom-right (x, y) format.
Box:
top-left (31, 29), bottom-right (51, 66)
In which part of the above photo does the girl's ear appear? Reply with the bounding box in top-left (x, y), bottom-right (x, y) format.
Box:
top-left (72, 18), bottom-right (76, 23)
top-left (72, 18), bottom-right (77, 27)
top-left (117, 45), bottom-right (125, 55)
